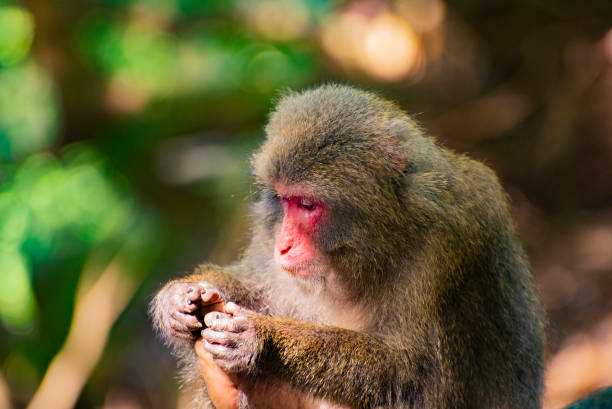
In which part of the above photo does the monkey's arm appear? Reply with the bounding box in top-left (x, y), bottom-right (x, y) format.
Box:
top-left (203, 306), bottom-right (418, 409)
top-left (259, 317), bottom-right (415, 408)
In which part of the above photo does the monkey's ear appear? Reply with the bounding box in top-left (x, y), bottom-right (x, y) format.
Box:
top-left (382, 119), bottom-right (409, 175)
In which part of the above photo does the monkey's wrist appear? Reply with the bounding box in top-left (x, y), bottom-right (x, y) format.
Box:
top-left (250, 313), bottom-right (273, 341)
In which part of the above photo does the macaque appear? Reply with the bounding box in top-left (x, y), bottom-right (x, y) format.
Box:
top-left (152, 84), bottom-right (544, 409)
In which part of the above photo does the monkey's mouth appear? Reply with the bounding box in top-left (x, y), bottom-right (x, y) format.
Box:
top-left (280, 263), bottom-right (315, 278)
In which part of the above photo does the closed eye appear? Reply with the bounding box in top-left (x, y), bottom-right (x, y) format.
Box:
top-left (298, 198), bottom-right (316, 211)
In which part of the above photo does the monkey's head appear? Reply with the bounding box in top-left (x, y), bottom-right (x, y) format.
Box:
top-left (252, 84), bottom-right (422, 295)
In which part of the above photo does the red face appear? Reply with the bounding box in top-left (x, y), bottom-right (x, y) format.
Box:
top-left (274, 186), bottom-right (325, 278)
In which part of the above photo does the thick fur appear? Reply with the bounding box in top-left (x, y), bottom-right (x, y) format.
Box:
top-left (152, 84), bottom-right (544, 409)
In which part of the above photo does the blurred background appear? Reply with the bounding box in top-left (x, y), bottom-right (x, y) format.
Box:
top-left (0, 0), bottom-right (611, 408)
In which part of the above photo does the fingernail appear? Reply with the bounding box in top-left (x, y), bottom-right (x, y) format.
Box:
top-left (187, 287), bottom-right (194, 293)
top-left (186, 299), bottom-right (192, 305)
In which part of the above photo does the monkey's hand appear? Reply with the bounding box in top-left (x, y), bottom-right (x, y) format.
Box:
top-left (201, 302), bottom-right (261, 375)
top-left (155, 281), bottom-right (225, 341)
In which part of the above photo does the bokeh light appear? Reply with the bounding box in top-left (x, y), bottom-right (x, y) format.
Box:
top-left (320, 1), bottom-right (447, 82)
top-left (360, 13), bottom-right (420, 81)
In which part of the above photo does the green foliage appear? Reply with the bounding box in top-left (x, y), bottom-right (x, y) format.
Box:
top-left (78, 14), bottom-right (318, 98)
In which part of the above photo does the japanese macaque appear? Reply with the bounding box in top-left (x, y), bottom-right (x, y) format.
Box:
top-left (151, 84), bottom-right (544, 409)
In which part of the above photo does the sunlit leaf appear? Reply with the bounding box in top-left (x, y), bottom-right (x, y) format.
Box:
top-left (0, 6), bottom-right (34, 66)
top-left (0, 63), bottom-right (60, 160)
top-left (0, 192), bottom-right (29, 249)
top-left (0, 249), bottom-right (36, 332)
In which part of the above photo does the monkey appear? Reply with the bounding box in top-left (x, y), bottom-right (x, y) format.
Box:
top-left (151, 83), bottom-right (545, 409)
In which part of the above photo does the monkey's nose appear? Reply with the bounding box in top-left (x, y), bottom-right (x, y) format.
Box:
top-left (280, 245), bottom-right (292, 255)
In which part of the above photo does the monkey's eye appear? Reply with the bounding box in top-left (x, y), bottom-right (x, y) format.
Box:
top-left (298, 198), bottom-right (316, 211)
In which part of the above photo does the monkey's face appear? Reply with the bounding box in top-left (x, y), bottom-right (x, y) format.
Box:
top-left (273, 182), bottom-right (326, 278)
top-left (251, 85), bottom-right (413, 289)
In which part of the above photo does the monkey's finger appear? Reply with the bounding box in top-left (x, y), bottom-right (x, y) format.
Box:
top-left (170, 311), bottom-right (203, 330)
top-left (183, 298), bottom-right (199, 313)
top-left (207, 314), bottom-right (248, 332)
top-left (202, 328), bottom-right (238, 347)
top-left (204, 311), bottom-right (232, 328)
top-left (170, 293), bottom-right (195, 312)
top-left (168, 317), bottom-right (197, 337)
top-left (169, 291), bottom-right (198, 313)
top-left (185, 286), bottom-right (203, 302)
top-left (204, 311), bottom-right (249, 332)
top-left (202, 338), bottom-right (236, 360)
top-left (223, 302), bottom-right (242, 315)
top-left (206, 315), bottom-right (249, 332)
top-left (200, 289), bottom-right (223, 305)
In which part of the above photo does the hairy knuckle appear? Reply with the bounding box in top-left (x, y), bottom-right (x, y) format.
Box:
top-left (187, 320), bottom-right (202, 329)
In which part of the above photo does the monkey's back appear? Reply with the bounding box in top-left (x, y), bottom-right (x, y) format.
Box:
top-left (399, 148), bottom-right (545, 409)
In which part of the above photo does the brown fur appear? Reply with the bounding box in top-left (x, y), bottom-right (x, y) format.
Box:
top-left (152, 84), bottom-right (544, 409)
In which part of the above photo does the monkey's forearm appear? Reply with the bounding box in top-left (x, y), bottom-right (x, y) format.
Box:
top-left (254, 316), bottom-right (412, 409)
